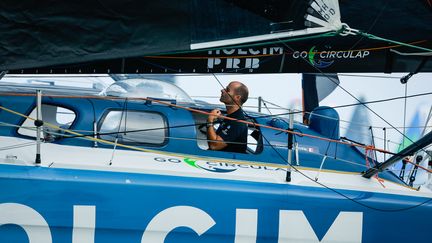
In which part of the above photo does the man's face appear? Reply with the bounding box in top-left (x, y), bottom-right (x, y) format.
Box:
top-left (220, 82), bottom-right (238, 105)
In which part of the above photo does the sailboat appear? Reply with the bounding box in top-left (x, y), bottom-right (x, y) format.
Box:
top-left (1, 0), bottom-right (432, 242)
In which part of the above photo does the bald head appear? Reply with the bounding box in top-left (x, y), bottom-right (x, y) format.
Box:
top-left (230, 81), bottom-right (249, 105)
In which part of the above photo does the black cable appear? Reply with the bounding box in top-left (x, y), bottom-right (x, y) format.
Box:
top-left (252, 91), bottom-right (432, 120)
top-left (348, 0), bottom-right (390, 51)
top-left (21, 44), bottom-right (425, 211)
top-left (402, 83), bottom-right (408, 149)
top-left (209, 73), bottom-right (417, 212)
top-left (276, 41), bottom-right (432, 211)
top-left (65, 52), bottom-right (432, 211)
top-left (338, 74), bottom-right (401, 79)
top-left (64, 122), bottom-right (208, 139)
top-left (1, 73), bottom-right (406, 79)
top-left (281, 40), bottom-right (430, 155)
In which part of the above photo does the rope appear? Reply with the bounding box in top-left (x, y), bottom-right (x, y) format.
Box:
top-left (3, 96), bottom-right (431, 211)
top-left (364, 145), bottom-right (386, 188)
top-left (278, 39), bottom-right (432, 165)
top-left (0, 104), bottom-right (301, 170)
top-left (402, 83), bottom-right (408, 149)
top-left (403, 158), bottom-right (432, 174)
top-left (362, 33), bottom-right (432, 53)
top-left (2, 117), bottom-right (373, 171)
top-left (339, 23), bottom-right (432, 53)
top-left (0, 92), bottom-right (392, 155)
top-left (2, 93), bottom-right (432, 176)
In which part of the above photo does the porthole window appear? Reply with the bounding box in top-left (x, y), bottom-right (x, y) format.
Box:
top-left (18, 104), bottom-right (76, 141)
top-left (99, 110), bottom-right (167, 145)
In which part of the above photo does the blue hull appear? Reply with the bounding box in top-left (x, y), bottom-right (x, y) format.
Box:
top-left (1, 164), bottom-right (431, 243)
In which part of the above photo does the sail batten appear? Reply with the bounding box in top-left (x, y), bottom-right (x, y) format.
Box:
top-left (190, 27), bottom-right (334, 50)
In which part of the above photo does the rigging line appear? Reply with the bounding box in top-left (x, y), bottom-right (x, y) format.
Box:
top-left (376, 125), bottom-right (432, 130)
top-left (0, 105), bottom-right (280, 168)
top-left (0, 94), bottom-right (403, 154)
top-left (348, 0), bottom-right (390, 51)
top-left (24, 126), bottom-right (376, 179)
top-left (403, 158), bottom-right (432, 174)
top-left (279, 40), bottom-right (432, 169)
top-left (402, 83), bottom-right (408, 149)
top-left (259, 102), bottom-right (384, 132)
top-left (208, 74), bottom-right (422, 212)
top-left (81, 131), bottom-right (372, 170)
top-left (253, 91), bottom-right (432, 121)
top-left (262, 57), bottom-right (431, 151)
top-left (47, 122), bottom-right (381, 170)
top-left (263, 107), bottom-right (419, 136)
top-left (158, 94), bottom-right (392, 152)
top-left (0, 91), bottom-right (425, 155)
top-left (0, 122), bottom-right (35, 129)
top-left (210, 77), bottom-right (430, 212)
top-left (64, 122), bottom-right (203, 139)
top-left (4, 88), bottom-right (432, 114)
top-left (97, 132), bottom-right (261, 148)
top-left (262, 100), bottom-right (273, 115)
top-left (273, 135), bottom-right (432, 211)
top-left (339, 124), bottom-right (401, 146)
top-left (0, 72), bottom-right (404, 79)
top-left (192, 96), bottom-right (265, 100)
top-left (40, 121), bottom-right (387, 168)
top-left (390, 49), bottom-right (432, 56)
top-left (62, 125), bottom-right (264, 148)
top-left (1, 102), bottom-right (329, 170)
top-left (274, 43), bottom-right (432, 209)
top-left (421, 106), bottom-right (432, 137)
top-left (109, 98), bottom-right (128, 165)
top-left (323, 122), bottom-right (339, 159)
top-left (337, 74), bottom-right (402, 79)
top-left (116, 95), bottom-right (388, 152)
top-left (0, 142), bottom-right (36, 151)
top-left (0, 101), bottom-right (424, 194)
top-left (361, 33), bottom-right (432, 53)
top-left (259, 98), bottom-right (287, 110)
top-left (60, 127), bottom-right (278, 150)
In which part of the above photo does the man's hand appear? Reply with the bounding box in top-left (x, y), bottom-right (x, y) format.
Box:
top-left (208, 109), bottom-right (221, 123)
top-left (207, 109), bottom-right (227, 151)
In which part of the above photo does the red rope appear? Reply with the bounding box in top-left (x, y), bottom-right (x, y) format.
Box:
top-left (403, 158), bottom-right (432, 174)
top-left (0, 93), bottom-right (409, 156)
top-left (364, 146), bottom-right (386, 187)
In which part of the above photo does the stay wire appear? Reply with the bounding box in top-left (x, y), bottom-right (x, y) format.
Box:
top-left (275, 42), bottom-right (432, 211)
top-left (2, 93), bottom-right (429, 210)
top-left (280, 40), bottom-right (430, 156)
top-left (348, 0), bottom-right (390, 51)
top-left (402, 83), bottom-right (408, 149)
top-left (210, 74), bottom-right (431, 212)
top-left (253, 91), bottom-right (432, 122)
top-left (0, 104), bottom-right (376, 173)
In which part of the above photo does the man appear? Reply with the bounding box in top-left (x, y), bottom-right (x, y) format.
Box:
top-left (207, 81), bottom-right (249, 153)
